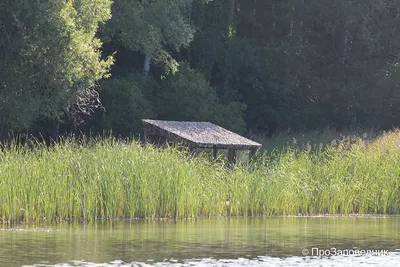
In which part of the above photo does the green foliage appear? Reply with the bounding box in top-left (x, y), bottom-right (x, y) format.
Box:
top-left (0, 0), bottom-right (113, 132)
top-left (188, 0), bottom-right (400, 132)
top-left (215, 101), bottom-right (247, 135)
top-left (102, 0), bottom-right (195, 72)
top-left (4, 0), bottom-right (400, 137)
top-left (157, 64), bottom-right (217, 121)
top-left (99, 74), bottom-right (156, 136)
top-left (157, 63), bottom-right (246, 133)
top-left (234, 0), bottom-right (400, 131)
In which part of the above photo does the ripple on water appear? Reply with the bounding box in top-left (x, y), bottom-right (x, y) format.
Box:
top-left (21, 254), bottom-right (400, 267)
top-left (0, 228), bottom-right (60, 232)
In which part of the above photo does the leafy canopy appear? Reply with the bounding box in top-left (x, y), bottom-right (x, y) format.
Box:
top-left (0, 0), bottom-right (113, 131)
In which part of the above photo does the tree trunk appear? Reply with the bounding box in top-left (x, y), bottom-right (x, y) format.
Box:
top-left (390, 8), bottom-right (400, 54)
top-left (227, 0), bottom-right (236, 27)
top-left (334, 21), bottom-right (346, 65)
top-left (143, 54), bottom-right (151, 75)
top-left (142, 0), bottom-right (153, 75)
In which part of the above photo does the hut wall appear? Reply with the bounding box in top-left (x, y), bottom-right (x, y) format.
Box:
top-left (144, 124), bottom-right (194, 147)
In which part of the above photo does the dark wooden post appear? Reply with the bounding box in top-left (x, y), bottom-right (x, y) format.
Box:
top-left (189, 146), bottom-right (198, 155)
top-left (143, 125), bottom-right (149, 143)
top-left (213, 146), bottom-right (218, 159)
top-left (228, 149), bottom-right (237, 164)
top-left (249, 148), bottom-right (257, 162)
top-left (48, 122), bottom-right (59, 146)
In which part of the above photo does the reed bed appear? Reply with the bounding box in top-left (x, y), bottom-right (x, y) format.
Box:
top-left (1, 130), bottom-right (400, 224)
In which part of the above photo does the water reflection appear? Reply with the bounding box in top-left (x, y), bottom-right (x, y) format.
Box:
top-left (1, 217), bottom-right (400, 267)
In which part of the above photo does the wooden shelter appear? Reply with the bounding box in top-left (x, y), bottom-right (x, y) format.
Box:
top-left (142, 119), bottom-right (262, 164)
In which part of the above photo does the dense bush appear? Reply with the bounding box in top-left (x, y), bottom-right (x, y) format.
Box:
top-left (98, 74), bottom-right (156, 136)
top-left (157, 63), bottom-right (246, 133)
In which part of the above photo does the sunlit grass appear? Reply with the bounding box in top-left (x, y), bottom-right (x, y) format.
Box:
top-left (1, 129), bottom-right (400, 224)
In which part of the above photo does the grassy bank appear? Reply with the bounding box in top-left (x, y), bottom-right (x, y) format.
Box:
top-left (1, 130), bottom-right (400, 224)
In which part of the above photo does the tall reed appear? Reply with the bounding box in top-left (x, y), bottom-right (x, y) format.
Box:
top-left (1, 130), bottom-right (400, 224)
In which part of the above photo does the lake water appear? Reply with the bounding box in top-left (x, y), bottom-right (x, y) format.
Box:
top-left (1, 217), bottom-right (400, 267)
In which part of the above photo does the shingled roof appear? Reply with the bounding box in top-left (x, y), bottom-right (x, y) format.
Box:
top-left (142, 119), bottom-right (262, 150)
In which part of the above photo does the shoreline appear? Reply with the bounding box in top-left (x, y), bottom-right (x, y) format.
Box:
top-left (2, 213), bottom-right (400, 226)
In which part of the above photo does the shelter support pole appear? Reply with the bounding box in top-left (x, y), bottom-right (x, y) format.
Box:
top-left (249, 148), bottom-right (257, 162)
top-left (213, 146), bottom-right (218, 159)
top-left (189, 146), bottom-right (198, 155)
top-left (228, 149), bottom-right (237, 165)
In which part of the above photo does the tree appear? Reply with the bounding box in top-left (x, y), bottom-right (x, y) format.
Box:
top-left (157, 63), bottom-right (246, 133)
top-left (0, 0), bottom-right (113, 136)
top-left (99, 74), bottom-right (156, 136)
top-left (233, 0), bottom-right (400, 131)
top-left (102, 0), bottom-right (195, 75)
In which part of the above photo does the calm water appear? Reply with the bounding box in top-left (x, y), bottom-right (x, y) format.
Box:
top-left (1, 217), bottom-right (400, 267)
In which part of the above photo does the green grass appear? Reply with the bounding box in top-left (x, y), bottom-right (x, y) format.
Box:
top-left (1, 129), bottom-right (400, 224)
